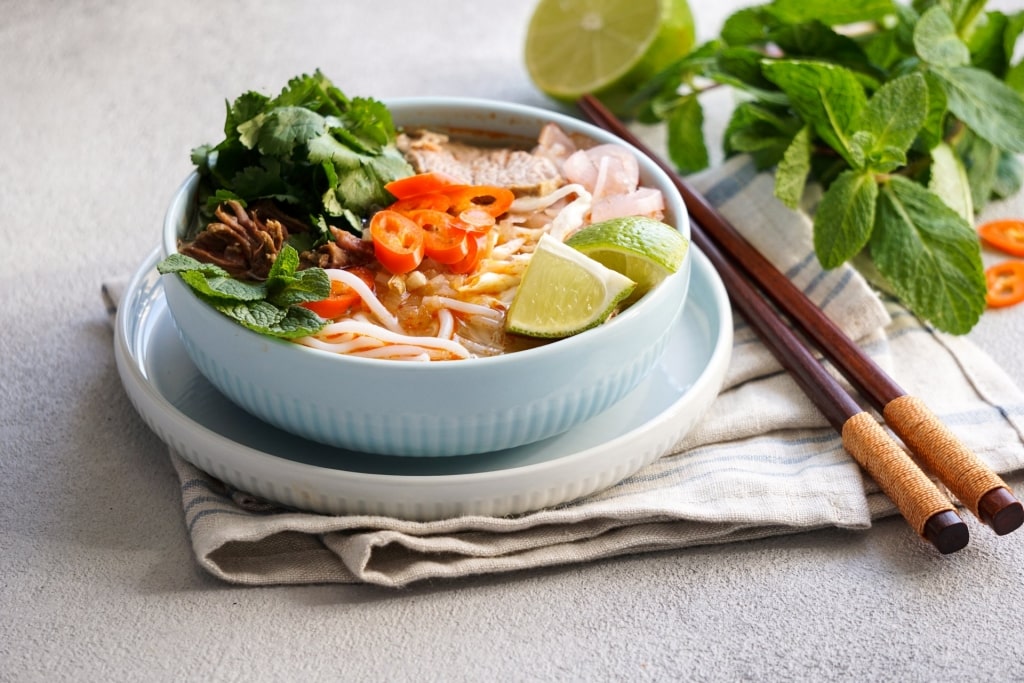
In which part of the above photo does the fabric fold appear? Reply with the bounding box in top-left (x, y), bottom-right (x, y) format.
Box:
top-left (111, 154), bottom-right (1024, 587)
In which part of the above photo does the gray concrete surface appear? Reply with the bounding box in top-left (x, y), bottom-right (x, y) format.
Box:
top-left (3, 0), bottom-right (1024, 680)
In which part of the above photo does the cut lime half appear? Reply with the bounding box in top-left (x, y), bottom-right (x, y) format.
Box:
top-left (524, 0), bottom-right (696, 117)
top-left (506, 233), bottom-right (636, 338)
top-left (566, 216), bottom-right (688, 304)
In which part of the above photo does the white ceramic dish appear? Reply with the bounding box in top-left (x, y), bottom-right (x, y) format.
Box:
top-left (160, 97), bottom-right (692, 457)
top-left (115, 247), bottom-right (731, 520)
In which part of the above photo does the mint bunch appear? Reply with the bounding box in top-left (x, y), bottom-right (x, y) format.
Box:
top-left (190, 70), bottom-right (413, 241)
top-left (157, 245), bottom-right (330, 339)
top-left (629, 0), bottom-right (1024, 333)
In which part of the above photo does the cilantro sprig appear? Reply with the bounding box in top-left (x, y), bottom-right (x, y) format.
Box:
top-left (157, 245), bottom-right (330, 339)
top-left (628, 0), bottom-right (1024, 334)
top-left (189, 70), bottom-right (413, 240)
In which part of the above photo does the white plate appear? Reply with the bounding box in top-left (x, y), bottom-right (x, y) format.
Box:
top-left (115, 247), bottom-right (732, 520)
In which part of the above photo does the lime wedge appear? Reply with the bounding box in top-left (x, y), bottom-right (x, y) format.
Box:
top-left (524, 0), bottom-right (696, 117)
top-left (506, 233), bottom-right (636, 338)
top-left (566, 216), bottom-right (688, 304)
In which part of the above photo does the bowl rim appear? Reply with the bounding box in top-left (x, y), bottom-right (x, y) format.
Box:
top-left (162, 96), bottom-right (692, 371)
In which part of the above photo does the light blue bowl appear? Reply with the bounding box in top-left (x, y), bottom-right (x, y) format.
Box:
top-left (160, 98), bottom-right (691, 456)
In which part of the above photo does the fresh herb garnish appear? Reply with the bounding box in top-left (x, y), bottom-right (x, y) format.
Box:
top-left (627, 0), bottom-right (1024, 334)
top-left (190, 70), bottom-right (413, 241)
top-left (157, 244), bottom-right (330, 339)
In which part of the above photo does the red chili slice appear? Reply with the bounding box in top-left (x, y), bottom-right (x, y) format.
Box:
top-left (406, 209), bottom-right (470, 265)
top-left (985, 260), bottom-right (1024, 308)
top-left (369, 210), bottom-right (425, 274)
top-left (979, 218), bottom-right (1024, 258)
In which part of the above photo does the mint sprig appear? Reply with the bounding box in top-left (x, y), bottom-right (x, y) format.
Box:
top-left (157, 245), bottom-right (330, 339)
top-left (628, 0), bottom-right (1024, 334)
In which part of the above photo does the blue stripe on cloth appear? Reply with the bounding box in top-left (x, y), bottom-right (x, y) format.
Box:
top-left (183, 495), bottom-right (231, 516)
top-left (816, 269), bottom-right (854, 312)
top-left (702, 161), bottom-right (759, 207)
top-left (785, 252), bottom-right (817, 282)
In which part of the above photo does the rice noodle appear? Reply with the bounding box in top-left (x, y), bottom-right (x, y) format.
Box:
top-left (436, 307), bottom-right (454, 340)
top-left (425, 296), bottom-right (503, 320)
top-left (324, 268), bottom-right (402, 332)
top-left (316, 319), bottom-right (472, 359)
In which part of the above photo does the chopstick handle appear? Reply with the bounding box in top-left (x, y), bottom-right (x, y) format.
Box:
top-left (843, 412), bottom-right (966, 553)
top-left (883, 395), bottom-right (1024, 535)
top-left (682, 201), bottom-right (968, 553)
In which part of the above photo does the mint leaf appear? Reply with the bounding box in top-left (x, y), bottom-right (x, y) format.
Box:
top-left (814, 169), bottom-right (878, 268)
top-left (931, 65), bottom-right (1024, 153)
top-left (871, 176), bottom-right (985, 334)
top-left (768, 0), bottom-right (896, 25)
top-left (721, 7), bottom-right (774, 46)
top-left (914, 6), bottom-right (971, 67)
top-left (938, 0), bottom-right (988, 35)
top-left (722, 101), bottom-right (801, 168)
top-left (955, 130), bottom-right (1001, 206)
top-left (918, 71), bottom-right (949, 150)
top-left (775, 126), bottom-right (812, 209)
top-left (667, 96), bottom-right (709, 174)
top-left (853, 72), bottom-right (928, 171)
top-left (157, 249), bottom-right (328, 339)
top-left (762, 60), bottom-right (867, 167)
top-left (993, 150), bottom-right (1024, 199)
top-left (928, 142), bottom-right (974, 220)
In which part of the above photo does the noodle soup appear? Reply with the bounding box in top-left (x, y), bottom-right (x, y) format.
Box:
top-left (159, 97), bottom-right (691, 455)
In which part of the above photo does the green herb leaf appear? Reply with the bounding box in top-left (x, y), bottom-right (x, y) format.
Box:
top-left (914, 6), bottom-right (971, 67)
top-left (722, 100), bottom-right (802, 168)
top-left (667, 96), bottom-right (710, 174)
top-left (918, 71), bottom-right (950, 150)
top-left (775, 126), bottom-right (812, 209)
top-left (762, 60), bottom-right (867, 167)
top-left (928, 142), bottom-right (974, 220)
top-left (813, 169), bottom-right (878, 268)
top-left (768, 0), bottom-right (896, 26)
top-left (853, 72), bottom-right (928, 172)
top-left (871, 176), bottom-right (985, 334)
top-left (993, 150), bottom-right (1024, 199)
top-left (955, 129), bottom-right (1001, 207)
top-left (156, 250), bottom-right (328, 339)
top-left (931, 65), bottom-right (1024, 153)
top-left (194, 71), bottom-right (414, 231)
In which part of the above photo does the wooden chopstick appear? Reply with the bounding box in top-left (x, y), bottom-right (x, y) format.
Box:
top-left (576, 95), bottom-right (1023, 537)
top-left (577, 94), bottom-right (1014, 551)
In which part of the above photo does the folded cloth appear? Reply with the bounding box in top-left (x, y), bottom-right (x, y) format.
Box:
top-left (106, 155), bottom-right (1024, 587)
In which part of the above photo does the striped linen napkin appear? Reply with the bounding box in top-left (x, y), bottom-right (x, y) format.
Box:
top-left (106, 154), bottom-right (1024, 587)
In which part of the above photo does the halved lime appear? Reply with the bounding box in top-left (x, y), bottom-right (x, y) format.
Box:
top-left (524, 0), bottom-right (696, 117)
top-left (566, 216), bottom-right (687, 304)
top-left (506, 233), bottom-right (636, 338)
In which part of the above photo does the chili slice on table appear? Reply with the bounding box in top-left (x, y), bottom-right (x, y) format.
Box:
top-left (979, 218), bottom-right (1024, 257)
top-left (407, 209), bottom-right (470, 264)
top-left (984, 260), bottom-right (1024, 308)
top-left (369, 210), bottom-right (425, 274)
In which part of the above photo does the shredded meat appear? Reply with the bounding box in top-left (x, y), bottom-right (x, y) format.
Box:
top-left (396, 129), bottom-right (564, 196)
top-left (179, 200), bottom-right (287, 280)
top-left (301, 226), bottom-right (375, 270)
